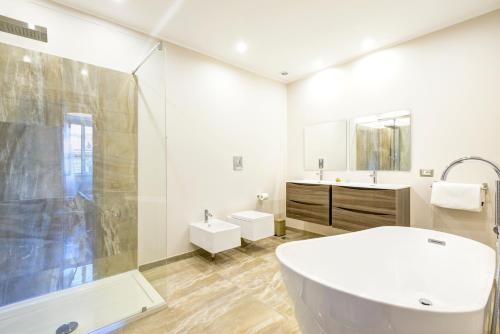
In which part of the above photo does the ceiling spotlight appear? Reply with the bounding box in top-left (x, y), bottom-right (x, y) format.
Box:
top-left (22, 55), bottom-right (32, 63)
top-left (361, 38), bottom-right (376, 51)
top-left (280, 71), bottom-right (289, 76)
top-left (236, 41), bottom-right (248, 53)
top-left (81, 69), bottom-right (89, 76)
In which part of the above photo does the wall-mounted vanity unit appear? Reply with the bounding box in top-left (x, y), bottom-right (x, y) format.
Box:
top-left (294, 110), bottom-right (412, 231)
top-left (286, 182), bottom-right (332, 225)
top-left (286, 181), bottom-right (410, 231)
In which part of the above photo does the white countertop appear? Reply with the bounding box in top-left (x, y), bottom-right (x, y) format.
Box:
top-left (287, 179), bottom-right (410, 190)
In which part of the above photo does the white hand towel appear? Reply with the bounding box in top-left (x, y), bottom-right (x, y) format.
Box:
top-left (431, 181), bottom-right (483, 212)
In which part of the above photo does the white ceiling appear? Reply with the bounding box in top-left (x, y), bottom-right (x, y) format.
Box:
top-left (50, 0), bottom-right (500, 82)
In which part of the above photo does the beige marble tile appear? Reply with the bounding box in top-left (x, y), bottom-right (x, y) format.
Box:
top-left (198, 247), bottom-right (254, 270)
top-left (0, 41), bottom-right (138, 306)
top-left (219, 257), bottom-right (279, 296)
top-left (186, 298), bottom-right (285, 334)
top-left (255, 270), bottom-right (296, 319)
top-left (116, 229), bottom-right (321, 334)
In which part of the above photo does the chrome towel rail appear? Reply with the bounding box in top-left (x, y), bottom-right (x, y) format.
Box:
top-left (439, 156), bottom-right (500, 334)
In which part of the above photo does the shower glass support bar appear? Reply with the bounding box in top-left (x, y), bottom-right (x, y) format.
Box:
top-left (132, 41), bottom-right (163, 75)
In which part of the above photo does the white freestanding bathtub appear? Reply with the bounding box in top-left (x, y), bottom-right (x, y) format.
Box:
top-left (276, 227), bottom-right (496, 334)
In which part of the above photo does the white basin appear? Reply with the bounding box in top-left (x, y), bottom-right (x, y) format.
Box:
top-left (276, 226), bottom-right (495, 334)
top-left (190, 219), bottom-right (241, 255)
top-left (288, 179), bottom-right (410, 190)
top-left (337, 181), bottom-right (410, 190)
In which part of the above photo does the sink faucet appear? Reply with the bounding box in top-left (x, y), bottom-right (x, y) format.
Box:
top-left (204, 209), bottom-right (213, 223)
top-left (370, 170), bottom-right (378, 184)
top-left (317, 158), bottom-right (324, 181)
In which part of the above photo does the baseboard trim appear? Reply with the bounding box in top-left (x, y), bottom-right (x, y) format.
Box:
top-left (166, 250), bottom-right (200, 264)
top-left (285, 226), bottom-right (325, 237)
top-left (285, 226), bottom-right (304, 233)
top-left (138, 259), bottom-right (167, 272)
top-left (139, 228), bottom-right (324, 271)
top-left (138, 250), bottom-right (202, 271)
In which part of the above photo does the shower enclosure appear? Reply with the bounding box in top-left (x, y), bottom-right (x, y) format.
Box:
top-left (0, 37), bottom-right (167, 333)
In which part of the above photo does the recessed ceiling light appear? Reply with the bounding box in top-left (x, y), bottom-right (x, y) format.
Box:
top-left (235, 41), bottom-right (248, 53)
top-left (22, 55), bottom-right (32, 63)
top-left (361, 38), bottom-right (376, 51)
top-left (81, 69), bottom-right (89, 76)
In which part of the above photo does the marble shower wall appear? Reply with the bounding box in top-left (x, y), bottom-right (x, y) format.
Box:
top-left (0, 42), bottom-right (138, 307)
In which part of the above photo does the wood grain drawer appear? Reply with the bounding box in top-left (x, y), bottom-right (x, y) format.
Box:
top-left (332, 186), bottom-right (396, 215)
top-left (286, 199), bottom-right (330, 225)
top-left (286, 183), bottom-right (331, 225)
top-left (287, 183), bottom-right (330, 205)
top-left (332, 207), bottom-right (396, 231)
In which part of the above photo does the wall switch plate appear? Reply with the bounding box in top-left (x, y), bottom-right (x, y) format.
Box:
top-left (420, 169), bottom-right (434, 177)
top-left (233, 156), bottom-right (243, 171)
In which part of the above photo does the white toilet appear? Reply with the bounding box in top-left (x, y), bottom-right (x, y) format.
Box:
top-left (227, 210), bottom-right (274, 242)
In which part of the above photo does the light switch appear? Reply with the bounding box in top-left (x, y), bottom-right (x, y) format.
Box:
top-left (420, 169), bottom-right (434, 177)
top-left (233, 156), bottom-right (243, 171)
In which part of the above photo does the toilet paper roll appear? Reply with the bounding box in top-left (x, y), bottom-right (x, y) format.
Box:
top-left (257, 193), bottom-right (269, 201)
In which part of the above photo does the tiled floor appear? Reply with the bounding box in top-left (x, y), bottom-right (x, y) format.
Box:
top-left (114, 229), bottom-right (320, 334)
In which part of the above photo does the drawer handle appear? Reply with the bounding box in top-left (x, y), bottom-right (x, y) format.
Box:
top-left (289, 199), bottom-right (323, 206)
top-left (336, 186), bottom-right (390, 191)
top-left (335, 207), bottom-right (392, 216)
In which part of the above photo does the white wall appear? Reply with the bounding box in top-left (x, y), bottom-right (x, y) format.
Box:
top-left (135, 47), bottom-right (168, 265)
top-left (287, 10), bottom-right (500, 247)
top-left (164, 43), bottom-right (287, 257)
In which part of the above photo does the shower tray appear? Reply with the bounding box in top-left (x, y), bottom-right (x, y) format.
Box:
top-left (0, 270), bottom-right (165, 334)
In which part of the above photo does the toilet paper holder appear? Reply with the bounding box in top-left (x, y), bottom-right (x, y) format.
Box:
top-left (257, 193), bottom-right (269, 201)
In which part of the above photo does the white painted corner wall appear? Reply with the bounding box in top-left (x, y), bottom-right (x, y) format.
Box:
top-left (135, 46), bottom-right (167, 265)
top-left (287, 10), bottom-right (500, 247)
top-left (163, 43), bottom-right (287, 258)
top-left (137, 41), bottom-right (287, 260)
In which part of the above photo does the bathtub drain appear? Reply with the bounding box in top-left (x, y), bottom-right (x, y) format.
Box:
top-left (419, 298), bottom-right (433, 306)
top-left (56, 322), bottom-right (78, 334)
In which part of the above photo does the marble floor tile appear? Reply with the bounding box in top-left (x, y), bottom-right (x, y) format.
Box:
top-left (116, 230), bottom-right (321, 334)
top-left (186, 298), bottom-right (286, 334)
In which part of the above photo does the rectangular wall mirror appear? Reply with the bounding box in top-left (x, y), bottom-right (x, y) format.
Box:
top-left (350, 110), bottom-right (411, 171)
top-left (304, 120), bottom-right (347, 171)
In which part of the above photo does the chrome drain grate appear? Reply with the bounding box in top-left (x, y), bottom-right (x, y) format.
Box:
top-left (56, 322), bottom-right (78, 334)
top-left (419, 298), bottom-right (433, 306)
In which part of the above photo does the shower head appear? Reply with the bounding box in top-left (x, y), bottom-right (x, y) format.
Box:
top-left (0, 15), bottom-right (47, 42)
